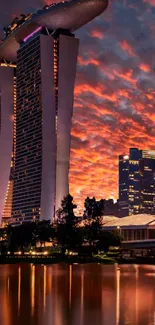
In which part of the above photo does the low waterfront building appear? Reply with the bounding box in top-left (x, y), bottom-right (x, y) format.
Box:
top-left (102, 214), bottom-right (155, 242)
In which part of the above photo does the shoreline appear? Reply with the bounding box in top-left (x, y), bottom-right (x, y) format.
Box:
top-left (0, 255), bottom-right (115, 265)
top-left (1, 255), bottom-right (155, 265)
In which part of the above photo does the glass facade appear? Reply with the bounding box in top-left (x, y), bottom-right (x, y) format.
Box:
top-left (2, 70), bottom-right (16, 219)
top-left (128, 148), bottom-right (141, 215)
top-left (119, 148), bottom-right (155, 216)
top-left (11, 35), bottom-right (42, 221)
top-left (119, 155), bottom-right (129, 217)
top-left (0, 29), bottom-right (79, 225)
top-left (140, 157), bottom-right (155, 214)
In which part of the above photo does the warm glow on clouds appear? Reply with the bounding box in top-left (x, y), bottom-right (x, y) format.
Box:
top-left (78, 56), bottom-right (100, 67)
top-left (69, 0), bottom-right (155, 212)
top-left (90, 29), bottom-right (104, 39)
top-left (120, 40), bottom-right (135, 57)
top-left (143, 0), bottom-right (155, 5)
top-left (139, 63), bottom-right (151, 72)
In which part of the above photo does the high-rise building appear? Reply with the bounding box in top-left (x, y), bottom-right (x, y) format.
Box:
top-left (0, 63), bottom-right (15, 223)
top-left (0, 0), bottom-right (108, 225)
top-left (119, 148), bottom-right (155, 217)
top-left (104, 199), bottom-right (119, 216)
top-left (128, 148), bottom-right (141, 215)
top-left (140, 150), bottom-right (155, 214)
top-left (119, 154), bottom-right (129, 217)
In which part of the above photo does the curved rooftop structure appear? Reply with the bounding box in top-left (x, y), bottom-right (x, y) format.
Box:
top-left (0, 0), bottom-right (108, 62)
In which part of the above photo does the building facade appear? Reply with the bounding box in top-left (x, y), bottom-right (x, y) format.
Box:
top-left (119, 154), bottom-right (129, 217)
top-left (0, 29), bottom-right (79, 224)
top-left (104, 199), bottom-right (119, 216)
top-left (102, 214), bottom-right (155, 242)
top-left (0, 64), bottom-right (15, 223)
top-left (0, 1), bottom-right (108, 225)
top-left (119, 148), bottom-right (155, 217)
top-left (140, 150), bottom-right (155, 214)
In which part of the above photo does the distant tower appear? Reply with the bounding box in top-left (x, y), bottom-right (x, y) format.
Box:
top-left (119, 154), bottom-right (129, 217)
top-left (119, 148), bottom-right (155, 216)
top-left (140, 150), bottom-right (155, 214)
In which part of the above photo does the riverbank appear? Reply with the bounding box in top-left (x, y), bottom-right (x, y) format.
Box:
top-left (0, 254), bottom-right (115, 265)
top-left (1, 254), bottom-right (155, 265)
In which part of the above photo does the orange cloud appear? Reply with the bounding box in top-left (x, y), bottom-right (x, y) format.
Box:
top-left (90, 29), bottom-right (104, 40)
top-left (78, 56), bottom-right (100, 67)
top-left (139, 63), bottom-right (151, 72)
top-left (143, 0), bottom-right (155, 5)
top-left (113, 69), bottom-right (137, 86)
top-left (120, 40), bottom-right (135, 57)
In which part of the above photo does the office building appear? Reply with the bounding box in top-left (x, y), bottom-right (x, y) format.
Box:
top-left (119, 154), bottom-right (129, 217)
top-left (119, 148), bottom-right (155, 217)
top-left (140, 150), bottom-right (155, 214)
top-left (104, 199), bottom-right (119, 216)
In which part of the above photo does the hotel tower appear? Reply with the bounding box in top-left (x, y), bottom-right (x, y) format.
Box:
top-left (0, 0), bottom-right (108, 224)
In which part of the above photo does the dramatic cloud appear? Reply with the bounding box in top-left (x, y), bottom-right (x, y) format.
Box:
top-left (1, 0), bottom-right (155, 213)
top-left (70, 0), bottom-right (155, 213)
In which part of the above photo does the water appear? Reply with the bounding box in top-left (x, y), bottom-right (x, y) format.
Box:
top-left (0, 263), bottom-right (155, 325)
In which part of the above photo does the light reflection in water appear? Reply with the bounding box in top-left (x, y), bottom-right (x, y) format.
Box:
top-left (69, 264), bottom-right (72, 307)
top-left (7, 276), bottom-right (10, 293)
top-left (0, 264), bottom-right (155, 325)
top-left (31, 264), bottom-right (35, 316)
top-left (135, 265), bottom-right (139, 325)
top-left (48, 265), bottom-right (52, 292)
top-left (80, 269), bottom-right (84, 325)
top-left (116, 267), bottom-right (120, 325)
top-left (43, 265), bottom-right (47, 311)
top-left (18, 266), bottom-right (21, 316)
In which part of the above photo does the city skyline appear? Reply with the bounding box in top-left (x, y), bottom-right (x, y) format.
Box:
top-left (0, 0), bottom-right (155, 212)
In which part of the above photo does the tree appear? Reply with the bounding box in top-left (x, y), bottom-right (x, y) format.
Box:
top-left (0, 227), bottom-right (9, 254)
top-left (0, 227), bottom-right (7, 241)
top-left (56, 194), bottom-right (82, 254)
top-left (96, 231), bottom-right (121, 253)
top-left (2, 221), bottom-right (55, 253)
top-left (35, 220), bottom-right (55, 247)
top-left (83, 197), bottom-right (104, 247)
top-left (83, 197), bottom-right (104, 221)
top-left (7, 223), bottom-right (35, 253)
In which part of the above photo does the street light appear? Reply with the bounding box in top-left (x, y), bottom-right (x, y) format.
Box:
top-left (117, 226), bottom-right (121, 237)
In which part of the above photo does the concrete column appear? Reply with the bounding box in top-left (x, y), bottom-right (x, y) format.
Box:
top-left (55, 34), bottom-right (79, 213)
top-left (40, 35), bottom-right (56, 221)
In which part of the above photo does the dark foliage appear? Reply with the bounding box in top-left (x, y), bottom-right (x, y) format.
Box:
top-left (56, 194), bottom-right (83, 254)
top-left (0, 195), bottom-right (121, 255)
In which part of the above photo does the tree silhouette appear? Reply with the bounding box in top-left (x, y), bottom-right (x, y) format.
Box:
top-left (83, 197), bottom-right (104, 247)
top-left (96, 231), bottom-right (121, 253)
top-left (56, 194), bottom-right (82, 254)
top-left (35, 220), bottom-right (55, 247)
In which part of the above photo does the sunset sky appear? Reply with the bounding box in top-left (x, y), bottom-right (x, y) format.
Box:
top-left (1, 0), bottom-right (155, 211)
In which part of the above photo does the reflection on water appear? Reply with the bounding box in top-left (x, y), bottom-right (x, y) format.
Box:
top-left (0, 263), bottom-right (155, 325)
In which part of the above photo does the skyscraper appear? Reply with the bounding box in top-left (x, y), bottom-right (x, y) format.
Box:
top-left (119, 154), bottom-right (129, 217)
top-left (0, 63), bottom-right (15, 222)
top-left (140, 150), bottom-right (155, 214)
top-left (119, 148), bottom-right (155, 217)
top-left (0, 0), bottom-right (108, 225)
